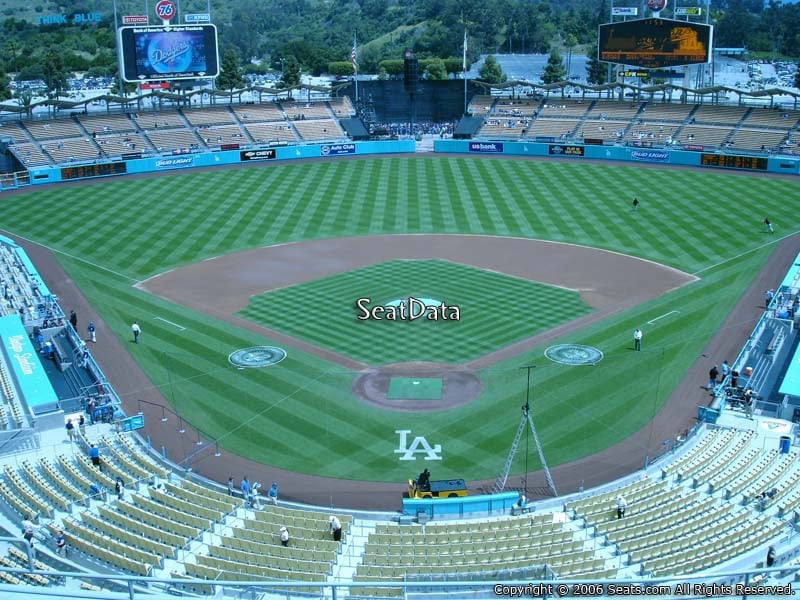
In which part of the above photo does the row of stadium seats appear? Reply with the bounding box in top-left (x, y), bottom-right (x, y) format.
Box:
top-left (7, 98), bottom-right (356, 167)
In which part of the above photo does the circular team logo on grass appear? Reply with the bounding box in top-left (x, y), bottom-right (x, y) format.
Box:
top-left (228, 346), bottom-right (286, 368)
top-left (545, 344), bottom-right (603, 366)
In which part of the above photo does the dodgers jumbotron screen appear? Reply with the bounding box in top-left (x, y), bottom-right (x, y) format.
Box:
top-left (598, 18), bottom-right (712, 69)
top-left (118, 25), bottom-right (220, 82)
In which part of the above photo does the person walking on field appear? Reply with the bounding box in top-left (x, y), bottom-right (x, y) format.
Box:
top-left (632, 197), bottom-right (639, 211)
top-left (764, 217), bottom-right (774, 234)
top-left (633, 328), bottom-right (642, 351)
top-left (87, 321), bottom-right (96, 343)
top-left (131, 321), bottom-right (141, 344)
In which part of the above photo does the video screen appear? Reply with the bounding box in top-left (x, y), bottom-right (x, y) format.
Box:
top-left (598, 18), bottom-right (712, 69)
top-left (119, 25), bottom-right (219, 82)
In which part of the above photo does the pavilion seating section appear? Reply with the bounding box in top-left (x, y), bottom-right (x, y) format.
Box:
top-left (692, 104), bottom-right (749, 125)
top-left (494, 98), bottom-right (541, 117)
top-left (195, 125), bottom-right (249, 147)
top-left (182, 106), bottom-right (237, 126)
top-left (537, 99), bottom-right (592, 118)
top-left (468, 95), bottom-right (496, 115)
top-left (231, 102), bottom-right (285, 122)
top-left (133, 111), bottom-right (186, 130)
top-left (9, 143), bottom-right (51, 167)
top-left (580, 119), bottom-right (630, 143)
top-left (729, 128), bottom-right (788, 152)
top-left (479, 117), bottom-right (528, 138)
top-left (0, 121), bottom-right (31, 143)
top-left (145, 129), bottom-right (201, 153)
top-left (93, 132), bottom-right (147, 157)
top-left (589, 101), bottom-right (643, 120)
top-left (23, 119), bottom-right (83, 141)
top-left (282, 101), bottom-right (333, 121)
top-left (328, 96), bottom-right (356, 118)
top-left (41, 137), bottom-right (99, 164)
top-left (742, 108), bottom-right (800, 129)
top-left (676, 125), bottom-right (734, 148)
top-left (525, 118), bottom-right (581, 139)
top-left (638, 103), bottom-right (695, 123)
top-left (244, 122), bottom-right (299, 144)
top-left (77, 113), bottom-right (137, 134)
top-left (292, 119), bottom-right (346, 141)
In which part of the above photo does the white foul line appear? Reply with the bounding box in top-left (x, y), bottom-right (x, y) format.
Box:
top-left (154, 316), bottom-right (186, 331)
top-left (647, 310), bottom-right (680, 325)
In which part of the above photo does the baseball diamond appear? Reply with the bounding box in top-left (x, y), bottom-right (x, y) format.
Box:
top-left (1, 156), bottom-right (797, 510)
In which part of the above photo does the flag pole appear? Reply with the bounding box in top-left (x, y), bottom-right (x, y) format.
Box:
top-left (462, 29), bottom-right (468, 116)
top-left (352, 33), bottom-right (359, 103)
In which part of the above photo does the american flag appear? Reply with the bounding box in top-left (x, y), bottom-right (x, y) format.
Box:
top-left (351, 36), bottom-right (358, 75)
top-left (462, 30), bottom-right (467, 74)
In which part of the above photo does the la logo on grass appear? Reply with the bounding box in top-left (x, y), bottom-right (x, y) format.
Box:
top-left (394, 430), bottom-right (442, 461)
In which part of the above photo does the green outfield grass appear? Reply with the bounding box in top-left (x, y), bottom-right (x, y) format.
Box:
top-left (239, 259), bottom-right (591, 364)
top-left (0, 157), bottom-right (796, 484)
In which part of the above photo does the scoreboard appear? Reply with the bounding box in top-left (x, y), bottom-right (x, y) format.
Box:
top-left (60, 162), bottom-right (127, 180)
top-left (700, 154), bottom-right (768, 171)
top-left (599, 18), bottom-right (713, 69)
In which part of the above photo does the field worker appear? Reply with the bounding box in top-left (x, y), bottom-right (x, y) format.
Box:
top-left (708, 365), bottom-right (719, 390)
top-left (131, 321), bottom-right (141, 343)
top-left (329, 515), bottom-right (342, 541)
top-left (633, 327), bottom-right (642, 351)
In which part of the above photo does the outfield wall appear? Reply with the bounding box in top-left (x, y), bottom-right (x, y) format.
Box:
top-left (434, 139), bottom-right (800, 175)
top-left (25, 139), bottom-right (416, 185)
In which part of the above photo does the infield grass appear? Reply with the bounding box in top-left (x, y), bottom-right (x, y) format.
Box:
top-left (239, 259), bottom-right (591, 364)
top-left (0, 157), bottom-right (797, 484)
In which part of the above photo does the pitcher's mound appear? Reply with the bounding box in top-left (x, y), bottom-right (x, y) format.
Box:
top-left (352, 362), bottom-right (482, 411)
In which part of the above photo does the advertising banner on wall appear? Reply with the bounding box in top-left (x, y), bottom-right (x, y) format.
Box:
top-left (631, 149), bottom-right (670, 163)
top-left (468, 142), bottom-right (504, 153)
top-left (240, 149), bottom-right (276, 161)
top-left (549, 145), bottom-right (585, 156)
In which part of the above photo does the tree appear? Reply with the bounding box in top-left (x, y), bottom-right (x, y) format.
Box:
top-left (478, 55), bottom-right (506, 84)
top-left (279, 55), bottom-right (302, 90)
top-left (423, 57), bottom-right (447, 80)
top-left (41, 49), bottom-right (69, 100)
top-left (563, 34), bottom-right (578, 79)
top-left (542, 47), bottom-right (566, 84)
top-left (585, 44), bottom-right (608, 85)
top-left (217, 48), bottom-right (245, 96)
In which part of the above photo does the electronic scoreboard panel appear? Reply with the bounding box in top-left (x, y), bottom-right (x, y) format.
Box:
top-left (700, 154), bottom-right (768, 171)
top-left (60, 162), bottom-right (128, 180)
top-left (598, 18), bottom-right (712, 69)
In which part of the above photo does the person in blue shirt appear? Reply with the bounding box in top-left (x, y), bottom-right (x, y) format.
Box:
top-left (89, 444), bottom-right (101, 471)
top-left (240, 477), bottom-right (250, 503)
top-left (267, 482), bottom-right (279, 505)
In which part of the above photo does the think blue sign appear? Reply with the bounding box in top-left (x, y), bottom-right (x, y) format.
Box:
top-left (37, 13), bottom-right (102, 25)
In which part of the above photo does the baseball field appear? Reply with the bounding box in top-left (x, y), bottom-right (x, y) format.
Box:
top-left (1, 156), bottom-right (795, 489)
